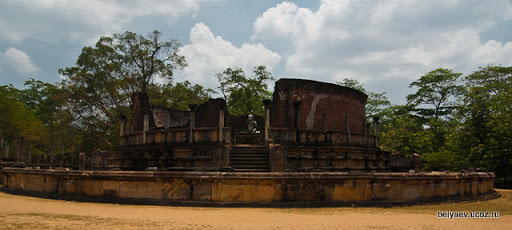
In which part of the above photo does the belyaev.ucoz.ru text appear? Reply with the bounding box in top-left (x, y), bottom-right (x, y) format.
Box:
top-left (437, 210), bottom-right (499, 219)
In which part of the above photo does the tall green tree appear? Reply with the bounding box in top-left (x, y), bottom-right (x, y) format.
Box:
top-left (460, 66), bottom-right (512, 187)
top-left (407, 68), bottom-right (463, 120)
top-left (0, 85), bottom-right (46, 153)
top-left (19, 79), bottom-right (78, 161)
top-left (216, 66), bottom-right (274, 116)
top-left (59, 30), bottom-right (187, 150)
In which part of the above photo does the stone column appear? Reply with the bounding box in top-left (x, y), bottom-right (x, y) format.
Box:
top-left (218, 110), bottom-right (224, 143)
top-left (373, 116), bottom-right (380, 147)
top-left (120, 115), bottom-right (127, 137)
top-left (164, 112), bottom-right (170, 143)
top-left (129, 119), bottom-right (134, 134)
top-left (4, 146), bottom-right (9, 158)
top-left (26, 143), bottom-right (31, 167)
top-left (293, 101), bottom-right (301, 143)
top-left (188, 104), bottom-right (197, 144)
top-left (263, 99), bottom-right (272, 142)
top-left (79, 152), bottom-right (86, 171)
top-left (60, 144), bottom-right (64, 167)
top-left (345, 114), bottom-right (351, 144)
top-left (323, 113), bottom-right (328, 131)
top-left (143, 114), bottom-right (149, 144)
top-left (50, 143), bottom-right (54, 168)
top-left (16, 136), bottom-right (24, 162)
top-left (362, 119), bottom-right (368, 146)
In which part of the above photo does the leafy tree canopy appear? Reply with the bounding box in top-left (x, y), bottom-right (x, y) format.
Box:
top-left (407, 68), bottom-right (463, 120)
top-left (217, 66), bottom-right (274, 116)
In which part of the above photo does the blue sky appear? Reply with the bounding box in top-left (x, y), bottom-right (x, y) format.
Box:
top-left (1, 0), bottom-right (511, 104)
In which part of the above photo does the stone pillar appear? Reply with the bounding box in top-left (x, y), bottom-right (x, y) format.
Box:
top-left (218, 110), bottom-right (224, 143)
top-left (323, 113), bottom-right (328, 131)
top-left (373, 116), bottom-right (380, 147)
top-left (164, 112), bottom-right (170, 143)
top-left (188, 104), bottom-right (197, 144)
top-left (143, 114), bottom-right (149, 144)
top-left (16, 136), bottom-right (24, 162)
top-left (345, 114), bottom-right (351, 144)
top-left (293, 101), bottom-right (301, 143)
top-left (26, 143), bottom-right (31, 167)
top-left (50, 143), bottom-right (54, 168)
top-left (79, 152), bottom-right (86, 171)
top-left (263, 99), bottom-right (272, 142)
top-left (4, 146), bottom-right (9, 158)
top-left (120, 115), bottom-right (127, 137)
top-left (60, 144), bottom-right (64, 167)
top-left (362, 119), bottom-right (368, 146)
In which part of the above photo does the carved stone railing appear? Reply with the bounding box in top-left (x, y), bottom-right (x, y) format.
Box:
top-left (119, 127), bottom-right (232, 146)
top-left (268, 128), bottom-right (378, 147)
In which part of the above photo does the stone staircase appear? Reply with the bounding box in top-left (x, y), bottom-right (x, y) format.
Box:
top-left (230, 146), bottom-right (269, 172)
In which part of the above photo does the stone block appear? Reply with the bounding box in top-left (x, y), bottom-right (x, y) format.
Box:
top-left (471, 181), bottom-right (478, 195)
top-left (332, 180), bottom-right (371, 201)
top-left (212, 180), bottom-right (278, 202)
top-left (162, 179), bottom-right (191, 200)
top-left (192, 183), bottom-right (212, 201)
top-left (79, 180), bottom-right (104, 196)
top-left (119, 181), bottom-right (163, 199)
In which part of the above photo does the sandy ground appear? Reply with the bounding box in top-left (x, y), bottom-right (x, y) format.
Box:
top-left (0, 191), bottom-right (510, 230)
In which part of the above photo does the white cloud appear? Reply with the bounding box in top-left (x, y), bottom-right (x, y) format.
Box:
top-left (469, 40), bottom-right (512, 67)
top-left (176, 22), bottom-right (281, 91)
top-left (252, 0), bottom-right (512, 84)
top-left (0, 47), bottom-right (38, 74)
top-left (0, 0), bottom-right (216, 44)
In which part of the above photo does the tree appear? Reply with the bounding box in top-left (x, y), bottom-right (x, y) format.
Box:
top-left (59, 30), bottom-right (187, 150)
top-left (459, 66), bottom-right (512, 187)
top-left (0, 85), bottom-right (46, 152)
top-left (406, 68), bottom-right (463, 120)
top-left (336, 78), bottom-right (391, 121)
top-left (380, 114), bottom-right (431, 157)
top-left (19, 79), bottom-right (79, 162)
top-left (216, 66), bottom-right (274, 116)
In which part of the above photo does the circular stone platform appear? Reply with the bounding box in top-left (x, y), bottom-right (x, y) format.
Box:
top-left (1, 168), bottom-right (497, 207)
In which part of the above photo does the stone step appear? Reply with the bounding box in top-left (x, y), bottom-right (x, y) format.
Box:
top-left (233, 168), bottom-right (268, 172)
top-left (230, 146), bottom-right (269, 172)
top-left (230, 154), bottom-right (268, 158)
top-left (231, 150), bottom-right (268, 154)
top-left (231, 162), bottom-right (269, 166)
top-left (231, 158), bottom-right (269, 162)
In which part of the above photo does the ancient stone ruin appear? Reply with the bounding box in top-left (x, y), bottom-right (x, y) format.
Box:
top-left (1, 79), bottom-right (496, 206)
top-left (92, 78), bottom-right (404, 172)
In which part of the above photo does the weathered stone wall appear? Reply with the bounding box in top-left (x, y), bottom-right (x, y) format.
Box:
top-left (270, 79), bottom-right (367, 133)
top-left (152, 107), bottom-right (190, 128)
top-left (131, 92), bottom-right (155, 131)
top-left (92, 143), bottom-right (231, 171)
top-left (1, 168), bottom-right (496, 204)
top-left (195, 99), bottom-right (229, 128)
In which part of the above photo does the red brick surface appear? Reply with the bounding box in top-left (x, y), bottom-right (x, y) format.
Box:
top-left (270, 79), bottom-right (367, 133)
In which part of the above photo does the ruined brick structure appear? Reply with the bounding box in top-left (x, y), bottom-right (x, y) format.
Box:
top-left (1, 78), bottom-right (497, 206)
top-left (96, 79), bottom-right (412, 172)
top-left (270, 79), bottom-right (367, 132)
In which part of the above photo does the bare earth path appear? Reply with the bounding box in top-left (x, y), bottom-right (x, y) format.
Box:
top-left (1, 189), bottom-right (511, 229)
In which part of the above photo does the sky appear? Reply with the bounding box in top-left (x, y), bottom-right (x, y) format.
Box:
top-left (1, 0), bottom-right (512, 105)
